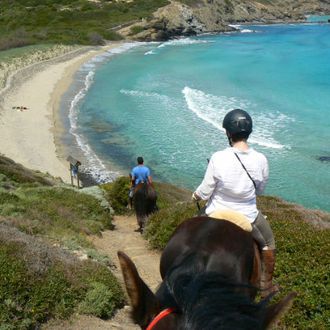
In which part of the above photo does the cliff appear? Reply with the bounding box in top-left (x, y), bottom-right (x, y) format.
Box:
top-left (118, 0), bottom-right (330, 41)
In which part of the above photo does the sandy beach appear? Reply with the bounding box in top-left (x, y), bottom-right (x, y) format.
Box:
top-left (0, 43), bottom-right (122, 183)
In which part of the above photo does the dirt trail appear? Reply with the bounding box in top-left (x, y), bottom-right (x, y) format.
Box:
top-left (43, 214), bottom-right (161, 330)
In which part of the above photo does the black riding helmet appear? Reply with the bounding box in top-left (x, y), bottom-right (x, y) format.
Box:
top-left (222, 109), bottom-right (253, 136)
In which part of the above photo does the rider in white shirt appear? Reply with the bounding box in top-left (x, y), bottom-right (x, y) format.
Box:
top-left (192, 109), bottom-right (278, 298)
top-left (195, 147), bottom-right (268, 222)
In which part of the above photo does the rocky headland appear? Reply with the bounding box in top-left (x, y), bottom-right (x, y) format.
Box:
top-left (117, 0), bottom-right (330, 41)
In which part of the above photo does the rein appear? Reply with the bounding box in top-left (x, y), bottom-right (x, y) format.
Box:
top-left (146, 308), bottom-right (175, 330)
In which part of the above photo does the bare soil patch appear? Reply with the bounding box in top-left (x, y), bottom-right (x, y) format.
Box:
top-left (42, 214), bottom-right (161, 330)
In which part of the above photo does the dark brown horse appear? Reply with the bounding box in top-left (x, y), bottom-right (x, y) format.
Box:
top-left (118, 216), bottom-right (296, 329)
top-left (133, 182), bottom-right (158, 232)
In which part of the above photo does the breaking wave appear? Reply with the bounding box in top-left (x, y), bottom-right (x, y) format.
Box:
top-left (182, 86), bottom-right (292, 149)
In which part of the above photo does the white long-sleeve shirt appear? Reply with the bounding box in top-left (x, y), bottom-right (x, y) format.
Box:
top-left (195, 147), bottom-right (269, 222)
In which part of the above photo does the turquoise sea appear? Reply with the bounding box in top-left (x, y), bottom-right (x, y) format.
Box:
top-left (60, 23), bottom-right (330, 212)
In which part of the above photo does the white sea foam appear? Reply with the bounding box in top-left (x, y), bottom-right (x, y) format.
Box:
top-left (107, 42), bottom-right (142, 54)
top-left (144, 50), bottom-right (156, 55)
top-left (228, 24), bottom-right (257, 33)
top-left (228, 24), bottom-right (241, 29)
top-left (69, 71), bottom-right (95, 132)
top-left (182, 86), bottom-right (241, 131)
top-left (182, 86), bottom-right (289, 150)
top-left (120, 89), bottom-right (169, 102)
top-left (240, 29), bottom-right (255, 33)
top-left (67, 43), bottom-right (141, 183)
top-left (68, 71), bottom-right (119, 182)
top-left (158, 37), bottom-right (212, 48)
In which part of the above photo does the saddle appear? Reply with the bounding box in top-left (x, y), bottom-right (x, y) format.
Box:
top-left (209, 209), bottom-right (252, 232)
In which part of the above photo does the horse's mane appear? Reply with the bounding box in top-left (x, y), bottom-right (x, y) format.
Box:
top-left (157, 254), bottom-right (266, 330)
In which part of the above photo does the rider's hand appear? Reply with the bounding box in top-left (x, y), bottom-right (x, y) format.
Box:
top-left (192, 192), bottom-right (201, 201)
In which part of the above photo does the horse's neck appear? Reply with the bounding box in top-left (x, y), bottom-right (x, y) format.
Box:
top-left (163, 271), bottom-right (259, 329)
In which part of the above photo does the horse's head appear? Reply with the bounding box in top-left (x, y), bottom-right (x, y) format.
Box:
top-left (118, 251), bottom-right (297, 330)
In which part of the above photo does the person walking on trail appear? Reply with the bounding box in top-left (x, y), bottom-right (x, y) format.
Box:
top-left (192, 109), bottom-right (278, 298)
top-left (128, 157), bottom-right (152, 208)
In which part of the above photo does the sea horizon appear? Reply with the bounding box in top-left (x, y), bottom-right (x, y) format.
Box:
top-left (59, 22), bottom-right (330, 213)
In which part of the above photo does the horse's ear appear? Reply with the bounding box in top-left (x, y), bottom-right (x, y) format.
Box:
top-left (117, 251), bottom-right (160, 328)
top-left (263, 292), bottom-right (297, 329)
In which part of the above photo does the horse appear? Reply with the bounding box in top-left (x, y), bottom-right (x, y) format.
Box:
top-left (118, 216), bottom-right (296, 329)
top-left (133, 182), bottom-right (158, 232)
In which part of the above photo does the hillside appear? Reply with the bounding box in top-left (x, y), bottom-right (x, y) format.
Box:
top-left (119, 0), bottom-right (330, 40)
top-left (0, 0), bottom-right (169, 49)
top-left (1, 154), bottom-right (329, 328)
top-left (1, 0), bottom-right (330, 48)
top-left (0, 155), bottom-right (124, 328)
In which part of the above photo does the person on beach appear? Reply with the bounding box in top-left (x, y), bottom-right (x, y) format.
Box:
top-left (128, 156), bottom-right (152, 208)
top-left (12, 106), bottom-right (28, 111)
top-left (192, 109), bottom-right (278, 298)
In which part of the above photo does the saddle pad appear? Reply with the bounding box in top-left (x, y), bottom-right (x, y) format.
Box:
top-left (209, 209), bottom-right (252, 232)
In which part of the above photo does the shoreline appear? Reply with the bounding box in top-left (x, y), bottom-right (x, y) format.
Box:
top-left (0, 21), bottom-right (323, 186)
top-left (0, 42), bottom-right (124, 184)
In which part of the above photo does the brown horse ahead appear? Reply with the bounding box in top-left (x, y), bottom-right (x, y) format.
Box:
top-left (118, 216), bottom-right (296, 330)
top-left (133, 182), bottom-right (157, 232)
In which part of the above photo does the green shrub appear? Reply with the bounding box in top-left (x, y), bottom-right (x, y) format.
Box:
top-left (0, 0), bottom-right (170, 46)
top-left (152, 181), bottom-right (192, 209)
top-left (130, 25), bottom-right (145, 35)
top-left (102, 176), bottom-right (131, 215)
top-left (101, 177), bottom-right (192, 216)
top-left (0, 191), bottom-right (20, 203)
top-left (0, 156), bottom-right (53, 186)
top-left (258, 196), bottom-right (330, 329)
top-left (88, 32), bottom-right (105, 45)
top-left (102, 30), bottom-right (123, 41)
top-left (0, 186), bottom-right (113, 248)
top-left (144, 202), bottom-right (197, 249)
top-left (78, 282), bottom-right (117, 318)
top-left (0, 227), bottom-right (124, 329)
top-left (177, 0), bottom-right (203, 6)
